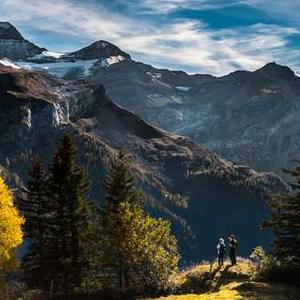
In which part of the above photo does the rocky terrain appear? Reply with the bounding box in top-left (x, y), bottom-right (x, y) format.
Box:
top-left (1, 22), bottom-right (298, 174)
top-left (0, 64), bottom-right (288, 262)
top-left (91, 60), bottom-right (300, 174)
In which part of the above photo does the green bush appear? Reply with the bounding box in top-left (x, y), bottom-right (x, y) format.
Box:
top-left (250, 246), bottom-right (300, 286)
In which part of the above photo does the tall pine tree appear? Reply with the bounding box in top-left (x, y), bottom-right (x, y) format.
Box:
top-left (263, 159), bottom-right (300, 267)
top-left (20, 136), bottom-right (104, 295)
top-left (18, 157), bottom-right (52, 289)
top-left (48, 134), bottom-right (99, 294)
top-left (103, 150), bottom-right (179, 292)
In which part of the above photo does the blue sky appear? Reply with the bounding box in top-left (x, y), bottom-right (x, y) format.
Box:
top-left (1, 0), bottom-right (300, 75)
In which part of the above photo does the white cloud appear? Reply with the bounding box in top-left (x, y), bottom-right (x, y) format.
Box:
top-left (0, 0), bottom-right (299, 75)
top-left (140, 0), bottom-right (241, 13)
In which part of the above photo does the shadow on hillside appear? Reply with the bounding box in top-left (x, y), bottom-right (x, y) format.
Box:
top-left (212, 264), bottom-right (233, 291)
top-left (235, 282), bottom-right (300, 300)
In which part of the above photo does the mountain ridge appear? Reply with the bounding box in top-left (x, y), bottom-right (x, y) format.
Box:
top-left (0, 65), bottom-right (288, 262)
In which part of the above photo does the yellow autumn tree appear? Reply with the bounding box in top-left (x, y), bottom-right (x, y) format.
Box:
top-left (0, 177), bottom-right (24, 288)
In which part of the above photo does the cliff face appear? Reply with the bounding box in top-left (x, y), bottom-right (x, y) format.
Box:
top-left (0, 66), bottom-right (288, 262)
top-left (91, 60), bottom-right (300, 174)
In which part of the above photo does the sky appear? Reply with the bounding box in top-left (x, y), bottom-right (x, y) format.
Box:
top-left (1, 0), bottom-right (300, 75)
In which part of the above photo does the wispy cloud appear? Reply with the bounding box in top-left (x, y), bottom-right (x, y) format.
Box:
top-left (0, 0), bottom-right (299, 75)
top-left (243, 0), bottom-right (300, 26)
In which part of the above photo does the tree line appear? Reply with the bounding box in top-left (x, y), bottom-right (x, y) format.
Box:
top-left (0, 134), bottom-right (299, 296)
top-left (18, 134), bottom-right (179, 297)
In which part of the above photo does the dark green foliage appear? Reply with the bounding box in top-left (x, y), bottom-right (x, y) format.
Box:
top-left (263, 159), bottom-right (300, 269)
top-left (102, 150), bottom-right (179, 293)
top-left (18, 157), bottom-right (53, 289)
top-left (20, 135), bottom-right (104, 295)
top-left (48, 134), bottom-right (101, 294)
top-left (103, 149), bottom-right (142, 212)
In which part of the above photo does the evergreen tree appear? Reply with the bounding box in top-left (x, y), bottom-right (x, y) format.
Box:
top-left (18, 157), bottom-right (52, 289)
top-left (48, 134), bottom-right (100, 294)
top-left (263, 159), bottom-right (300, 267)
top-left (21, 136), bottom-right (104, 295)
top-left (103, 150), bottom-right (179, 292)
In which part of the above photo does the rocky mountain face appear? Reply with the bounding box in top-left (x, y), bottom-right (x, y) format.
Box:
top-left (0, 22), bottom-right (44, 60)
top-left (0, 65), bottom-right (288, 262)
top-left (91, 60), bottom-right (300, 174)
top-left (1, 22), bottom-right (299, 175)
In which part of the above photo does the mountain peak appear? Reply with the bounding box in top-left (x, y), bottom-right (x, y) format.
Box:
top-left (70, 40), bottom-right (131, 60)
top-left (255, 62), bottom-right (296, 79)
top-left (0, 21), bottom-right (24, 41)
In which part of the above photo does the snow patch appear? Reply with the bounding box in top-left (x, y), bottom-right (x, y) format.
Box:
top-left (100, 55), bottom-right (125, 67)
top-left (17, 59), bottom-right (98, 77)
top-left (176, 86), bottom-right (191, 92)
top-left (146, 72), bottom-right (162, 79)
top-left (0, 58), bottom-right (21, 69)
top-left (33, 51), bottom-right (65, 60)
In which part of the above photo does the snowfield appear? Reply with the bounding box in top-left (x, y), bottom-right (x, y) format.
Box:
top-left (33, 51), bottom-right (65, 60)
top-left (17, 59), bottom-right (98, 77)
top-left (0, 58), bottom-right (21, 69)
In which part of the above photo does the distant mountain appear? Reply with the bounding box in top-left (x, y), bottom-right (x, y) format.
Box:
top-left (91, 60), bottom-right (300, 174)
top-left (0, 22), bottom-right (44, 60)
top-left (0, 65), bottom-right (287, 262)
top-left (70, 40), bottom-right (131, 60)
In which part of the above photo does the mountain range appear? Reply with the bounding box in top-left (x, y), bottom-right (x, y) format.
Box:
top-left (0, 21), bottom-right (293, 262)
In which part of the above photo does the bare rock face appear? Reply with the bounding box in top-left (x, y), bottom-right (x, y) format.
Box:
top-left (91, 60), bottom-right (300, 174)
top-left (0, 66), bottom-right (288, 262)
top-left (0, 22), bottom-right (44, 60)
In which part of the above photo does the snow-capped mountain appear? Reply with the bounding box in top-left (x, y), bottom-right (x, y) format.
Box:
top-left (0, 22), bottom-right (131, 78)
top-left (1, 21), bottom-right (299, 175)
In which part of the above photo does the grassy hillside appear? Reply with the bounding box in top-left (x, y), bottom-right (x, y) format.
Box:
top-left (149, 260), bottom-right (300, 300)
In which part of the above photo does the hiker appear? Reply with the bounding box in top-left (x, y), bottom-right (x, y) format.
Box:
top-left (228, 234), bottom-right (238, 265)
top-left (217, 238), bottom-right (226, 266)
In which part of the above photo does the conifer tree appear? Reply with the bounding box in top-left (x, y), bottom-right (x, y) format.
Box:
top-left (263, 159), bottom-right (300, 267)
top-left (18, 157), bottom-right (52, 289)
top-left (103, 150), bottom-right (179, 292)
top-left (48, 134), bottom-right (100, 294)
top-left (21, 136), bottom-right (103, 295)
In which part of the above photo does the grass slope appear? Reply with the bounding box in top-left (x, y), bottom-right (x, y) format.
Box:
top-left (151, 260), bottom-right (300, 300)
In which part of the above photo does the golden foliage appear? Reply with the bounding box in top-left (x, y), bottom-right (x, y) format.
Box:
top-left (0, 177), bottom-right (24, 266)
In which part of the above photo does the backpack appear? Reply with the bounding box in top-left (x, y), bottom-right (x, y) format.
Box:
top-left (218, 243), bottom-right (226, 254)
